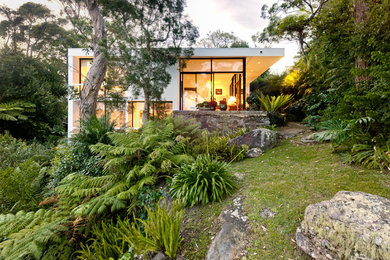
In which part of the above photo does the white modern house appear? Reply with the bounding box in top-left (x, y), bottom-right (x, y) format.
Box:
top-left (67, 48), bottom-right (284, 136)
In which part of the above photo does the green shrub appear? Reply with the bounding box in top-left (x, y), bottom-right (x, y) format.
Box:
top-left (136, 186), bottom-right (164, 220)
top-left (56, 118), bottom-right (191, 217)
top-left (120, 200), bottom-right (184, 258)
top-left (0, 132), bottom-right (52, 171)
top-left (171, 115), bottom-right (202, 145)
top-left (75, 219), bottom-right (134, 260)
top-left (284, 99), bottom-right (306, 122)
top-left (77, 201), bottom-right (183, 259)
top-left (71, 115), bottom-right (115, 148)
top-left (349, 141), bottom-right (390, 171)
top-left (0, 209), bottom-right (70, 259)
top-left (0, 160), bottom-right (47, 214)
top-left (170, 154), bottom-right (237, 207)
top-left (315, 117), bottom-right (374, 147)
top-left (0, 50), bottom-right (67, 141)
top-left (49, 116), bottom-right (114, 186)
top-left (191, 129), bottom-right (248, 162)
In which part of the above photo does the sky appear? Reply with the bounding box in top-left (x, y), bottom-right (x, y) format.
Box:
top-left (0, 0), bottom-right (299, 73)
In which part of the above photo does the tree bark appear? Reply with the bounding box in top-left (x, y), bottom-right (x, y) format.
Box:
top-left (80, 0), bottom-right (107, 120)
top-left (142, 86), bottom-right (150, 125)
top-left (354, 0), bottom-right (369, 89)
top-left (298, 30), bottom-right (306, 58)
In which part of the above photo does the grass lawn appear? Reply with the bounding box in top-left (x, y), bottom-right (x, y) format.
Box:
top-left (181, 140), bottom-right (390, 260)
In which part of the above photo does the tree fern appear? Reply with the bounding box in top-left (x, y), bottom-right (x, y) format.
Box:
top-left (0, 209), bottom-right (70, 259)
top-left (57, 118), bottom-right (190, 217)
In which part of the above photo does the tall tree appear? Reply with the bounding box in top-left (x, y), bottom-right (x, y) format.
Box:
top-left (79, 0), bottom-right (107, 120)
top-left (0, 2), bottom-right (79, 62)
top-left (197, 30), bottom-right (249, 48)
top-left (353, 0), bottom-right (369, 88)
top-left (103, 0), bottom-right (198, 124)
top-left (254, 0), bottom-right (329, 57)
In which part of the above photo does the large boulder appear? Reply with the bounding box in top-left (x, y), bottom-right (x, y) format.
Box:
top-left (206, 197), bottom-right (248, 260)
top-left (228, 128), bottom-right (278, 157)
top-left (296, 191), bottom-right (390, 260)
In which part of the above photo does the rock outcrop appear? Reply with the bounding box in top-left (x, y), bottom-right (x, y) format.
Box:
top-left (228, 128), bottom-right (278, 157)
top-left (173, 111), bottom-right (270, 134)
top-left (296, 191), bottom-right (390, 260)
top-left (301, 131), bottom-right (331, 143)
top-left (206, 197), bottom-right (248, 260)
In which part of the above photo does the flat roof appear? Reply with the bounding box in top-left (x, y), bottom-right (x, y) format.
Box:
top-left (68, 47), bottom-right (285, 84)
top-left (189, 48), bottom-right (284, 57)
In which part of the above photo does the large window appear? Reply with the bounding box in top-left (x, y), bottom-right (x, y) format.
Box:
top-left (180, 58), bottom-right (246, 110)
top-left (73, 57), bottom-right (172, 129)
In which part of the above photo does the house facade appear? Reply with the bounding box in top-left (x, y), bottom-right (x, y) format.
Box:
top-left (67, 48), bottom-right (284, 136)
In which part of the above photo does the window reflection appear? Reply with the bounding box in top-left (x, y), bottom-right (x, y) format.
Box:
top-left (181, 59), bottom-right (211, 72)
top-left (212, 59), bottom-right (243, 72)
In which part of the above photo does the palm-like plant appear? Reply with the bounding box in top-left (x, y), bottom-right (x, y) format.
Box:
top-left (257, 93), bottom-right (294, 112)
top-left (0, 101), bottom-right (35, 121)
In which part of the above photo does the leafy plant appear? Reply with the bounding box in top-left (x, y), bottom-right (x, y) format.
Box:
top-left (0, 132), bottom-right (52, 171)
top-left (350, 141), bottom-right (390, 171)
top-left (0, 101), bottom-right (35, 121)
top-left (315, 117), bottom-right (374, 146)
top-left (257, 93), bottom-right (294, 112)
top-left (56, 118), bottom-right (190, 217)
top-left (170, 154), bottom-right (237, 207)
top-left (0, 160), bottom-right (47, 214)
top-left (191, 129), bottom-right (248, 162)
top-left (0, 209), bottom-right (70, 259)
top-left (120, 200), bottom-right (184, 258)
top-left (171, 115), bottom-right (202, 145)
top-left (49, 116), bottom-right (115, 186)
top-left (75, 219), bottom-right (132, 260)
top-left (0, 50), bottom-right (67, 141)
top-left (71, 115), bottom-right (115, 148)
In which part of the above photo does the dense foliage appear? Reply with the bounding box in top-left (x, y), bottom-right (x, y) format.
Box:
top-left (0, 50), bottom-right (67, 141)
top-left (0, 116), bottom-right (242, 259)
top-left (299, 0), bottom-right (390, 170)
top-left (0, 134), bottom-right (53, 214)
top-left (191, 129), bottom-right (248, 162)
top-left (254, 0), bottom-right (390, 170)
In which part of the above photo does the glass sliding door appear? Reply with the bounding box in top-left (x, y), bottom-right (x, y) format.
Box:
top-left (197, 74), bottom-right (212, 104)
top-left (181, 73), bottom-right (212, 110)
top-left (213, 73), bottom-right (243, 110)
top-left (180, 58), bottom-right (246, 110)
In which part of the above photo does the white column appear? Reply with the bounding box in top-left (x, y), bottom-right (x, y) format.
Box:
top-left (67, 52), bottom-right (74, 138)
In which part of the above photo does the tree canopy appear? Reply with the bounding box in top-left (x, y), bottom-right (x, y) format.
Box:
top-left (102, 0), bottom-right (198, 123)
top-left (253, 0), bottom-right (329, 56)
top-left (197, 30), bottom-right (249, 48)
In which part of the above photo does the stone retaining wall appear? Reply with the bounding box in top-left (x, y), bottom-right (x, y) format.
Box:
top-left (173, 111), bottom-right (270, 133)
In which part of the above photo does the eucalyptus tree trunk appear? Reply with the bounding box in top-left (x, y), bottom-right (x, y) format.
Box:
top-left (354, 0), bottom-right (369, 89)
top-left (80, 0), bottom-right (107, 120)
top-left (142, 86), bottom-right (150, 125)
top-left (141, 49), bottom-right (152, 125)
